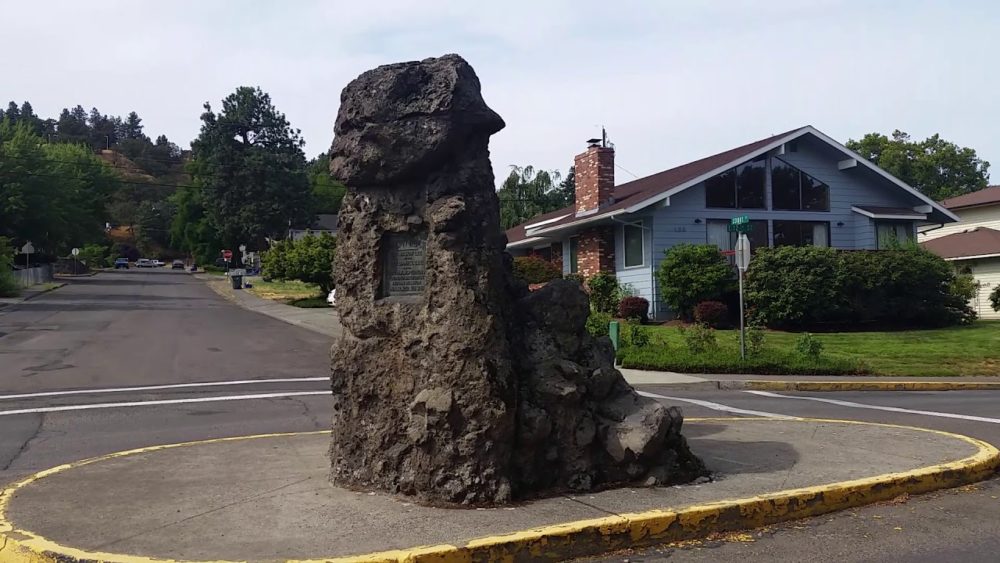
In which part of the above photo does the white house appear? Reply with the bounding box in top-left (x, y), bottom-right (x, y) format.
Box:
top-left (920, 186), bottom-right (1000, 319)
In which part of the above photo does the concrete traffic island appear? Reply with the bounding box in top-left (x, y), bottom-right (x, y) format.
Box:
top-left (1, 418), bottom-right (996, 563)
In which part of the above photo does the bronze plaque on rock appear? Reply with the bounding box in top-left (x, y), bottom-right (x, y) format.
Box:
top-left (382, 232), bottom-right (427, 297)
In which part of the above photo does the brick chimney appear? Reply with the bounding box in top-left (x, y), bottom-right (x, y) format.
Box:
top-left (574, 144), bottom-right (615, 214)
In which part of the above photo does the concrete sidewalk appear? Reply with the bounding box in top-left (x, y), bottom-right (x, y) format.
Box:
top-left (2, 418), bottom-right (995, 562)
top-left (198, 273), bottom-right (343, 339)
top-left (622, 369), bottom-right (1000, 391)
top-left (0, 281), bottom-right (65, 311)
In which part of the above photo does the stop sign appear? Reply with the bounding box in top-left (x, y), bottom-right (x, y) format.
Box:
top-left (222, 249), bottom-right (233, 261)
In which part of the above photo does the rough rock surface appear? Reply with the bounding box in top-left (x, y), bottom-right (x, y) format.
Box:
top-left (329, 54), bottom-right (705, 506)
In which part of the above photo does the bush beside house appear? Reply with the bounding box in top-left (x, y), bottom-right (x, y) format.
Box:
top-left (655, 244), bottom-right (734, 320)
top-left (512, 255), bottom-right (562, 284)
top-left (745, 246), bottom-right (974, 329)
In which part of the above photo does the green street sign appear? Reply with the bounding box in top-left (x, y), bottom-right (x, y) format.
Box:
top-left (731, 215), bottom-right (749, 226)
top-left (727, 223), bottom-right (752, 233)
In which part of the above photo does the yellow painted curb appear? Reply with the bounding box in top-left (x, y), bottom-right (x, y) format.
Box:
top-left (740, 380), bottom-right (1000, 392)
top-left (0, 420), bottom-right (996, 563)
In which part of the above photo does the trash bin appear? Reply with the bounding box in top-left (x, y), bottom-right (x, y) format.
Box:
top-left (230, 274), bottom-right (243, 289)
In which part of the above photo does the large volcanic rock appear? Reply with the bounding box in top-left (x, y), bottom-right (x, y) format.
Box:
top-left (329, 54), bottom-right (705, 506)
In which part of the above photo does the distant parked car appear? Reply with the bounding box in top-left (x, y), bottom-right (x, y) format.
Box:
top-left (151, 259), bottom-right (164, 267)
top-left (136, 259), bottom-right (154, 268)
top-left (171, 260), bottom-right (185, 270)
top-left (114, 258), bottom-right (129, 269)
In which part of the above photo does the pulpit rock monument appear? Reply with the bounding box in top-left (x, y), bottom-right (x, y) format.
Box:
top-left (329, 54), bottom-right (706, 506)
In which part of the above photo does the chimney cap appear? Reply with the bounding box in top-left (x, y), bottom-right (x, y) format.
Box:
top-left (586, 138), bottom-right (602, 146)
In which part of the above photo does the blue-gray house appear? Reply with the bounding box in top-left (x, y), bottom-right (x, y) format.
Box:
top-left (505, 126), bottom-right (959, 319)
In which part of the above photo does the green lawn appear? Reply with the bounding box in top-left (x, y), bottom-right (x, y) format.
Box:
top-left (625, 321), bottom-right (1000, 377)
top-left (246, 279), bottom-right (329, 307)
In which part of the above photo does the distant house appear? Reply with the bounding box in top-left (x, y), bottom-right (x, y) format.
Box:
top-left (289, 213), bottom-right (338, 241)
top-left (506, 125), bottom-right (958, 320)
top-left (920, 186), bottom-right (1000, 319)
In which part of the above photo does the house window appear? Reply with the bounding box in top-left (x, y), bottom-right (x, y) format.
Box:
top-left (773, 221), bottom-right (830, 247)
top-left (568, 236), bottom-right (579, 273)
top-left (623, 221), bottom-right (645, 268)
top-left (531, 246), bottom-right (552, 261)
top-left (770, 158), bottom-right (830, 211)
top-left (705, 156), bottom-right (766, 209)
top-left (876, 222), bottom-right (913, 249)
top-left (707, 219), bottom-right (769, 256)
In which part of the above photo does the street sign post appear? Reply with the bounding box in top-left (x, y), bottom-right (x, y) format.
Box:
top-left (71, 247), bottom-right (80, 275)
top-left (20, 241), bottom-right (34, 269)
top-left (734, 233), bottom-right (751, 360)
top-left (222, 249), bottom-right (233, 261)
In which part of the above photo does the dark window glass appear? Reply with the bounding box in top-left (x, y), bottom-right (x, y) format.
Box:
top-left (747, 220), bottom-right (769, 251)
top-left (532, 247), bottom-right (552, 261)
top-left (771, 159), bottom-right (801, 210)
top-left (770, 158), bottom-right (830, 211)
top-left (569, 237), bottom-right (579, 273)
top-left (706, 219), bottom-right (769, 264)
top-left (736, 156), bottom-right (766, 209)
top-left (801, 173), bottom-right (830, 211)
top-left (623, 222), bottom-right (644, 268)
top-left (705, 169), bottom-right (736, 208)
top-left (773, 221), bottom-right (830, 247)
top-left (876, 222), bottom-right (913, 249)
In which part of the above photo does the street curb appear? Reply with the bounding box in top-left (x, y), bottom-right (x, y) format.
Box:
top-left (0, 283), bottom-right (66, 312)
top-left (1, 419), bottom-right (997, 563)
top-left (731, 380), bottom-right (1000, 392)
top-left (631, 380), bottom-right (1000, 392)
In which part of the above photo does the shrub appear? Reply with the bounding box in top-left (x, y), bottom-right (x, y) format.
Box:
top-left (991, 285), bottom-right (1000, 312)
top-left (262, 235), bottom-right (336, 294)
top-left (656, 244), bottom-right (734, 319)
top-left (77, 244), bottom-right (109, 269)
top-left (0, 237), bottom-right (18, 297)
top-left (745, 246), bottom-right (973, 329)
top-left (744, 324), bottom-right (766, 356)
top-left (619, 346), bottom-right (866, 375)
top-left (564, 273), bottom-right (585, 286)
top-left (512, 255), bottom-right (562, 284)
top-left (681, 323), bottom-right (717, 354)
top-left (587, 271), bottom-right (620, 314)
top-left (585, 310), bottom-right (613, 337)
top-left (693, 300), bottom-right (729, 328)
top-left (112, 242), bottom-right (141, 262)
top-left (795, 332), bottom-right (823, 360)
top-left (625, 323), bottom-right (651, 348)
top-left (618, 296), bottom-right (649, 322)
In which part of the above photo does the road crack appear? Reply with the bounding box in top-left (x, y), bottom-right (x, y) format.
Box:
top-left (1, 413), bottom-right (44, 471)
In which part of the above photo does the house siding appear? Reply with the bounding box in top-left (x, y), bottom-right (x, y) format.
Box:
top-left (643, 139), bottom-right (925, 317)
top-left (614, 217), bottom-right (656, 318)
top-left (920, 204), bottom-right (1000, 241)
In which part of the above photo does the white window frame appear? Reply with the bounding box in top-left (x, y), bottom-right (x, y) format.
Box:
top-left (622, 220), bottom-right (646, 269)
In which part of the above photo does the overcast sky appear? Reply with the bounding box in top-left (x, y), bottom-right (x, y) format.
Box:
top-left (7, 1), bottom-right (998, 185)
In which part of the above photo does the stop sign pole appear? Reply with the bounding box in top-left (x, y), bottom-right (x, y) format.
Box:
top-left (734, 233), bottom-right (751, 360)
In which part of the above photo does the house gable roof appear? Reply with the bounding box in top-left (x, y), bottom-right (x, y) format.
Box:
top-left (921, 227), bottom-right (1000, 260)
top-left (939, 186), bottom-right (1000, 210)
top-left (506, 126), bottom-right (959, 246)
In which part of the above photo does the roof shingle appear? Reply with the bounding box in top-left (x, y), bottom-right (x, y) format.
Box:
top-left (921, 227), bottom-right (1000, 260)
top-left (939, 186), bottom-right (1000, 210)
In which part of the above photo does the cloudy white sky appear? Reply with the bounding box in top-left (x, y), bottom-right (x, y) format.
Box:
top-left (7, 1), bottom-right (999, 184)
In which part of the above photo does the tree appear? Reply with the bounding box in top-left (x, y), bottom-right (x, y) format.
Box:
top-left (189, 86), bottom-right (311, 254)
top-left (0, 237), bottom-right (17, 296)
top-left (497, 166), bottom-right (571, 229)
top-left (262, 234), bottom-right (336, 295)
top-left (307, 152), bottom-right (347, 213)
top-left (0, 120), bottom-right (118, 254)
top-left (847, 130), bottom-right (990, 201)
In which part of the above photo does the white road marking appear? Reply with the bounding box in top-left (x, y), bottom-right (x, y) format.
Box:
top-left (638, 390), bottom-right (800, 419)
top-left (0, 391), bottom-right (329, 416)
top-left (745, 390), bottom-right (1000, 424)
top-left (0, 377), bottom-right (328, 401)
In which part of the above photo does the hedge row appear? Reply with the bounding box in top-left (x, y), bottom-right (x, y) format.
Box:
top-left (744, 246), bottom-right (974, 329)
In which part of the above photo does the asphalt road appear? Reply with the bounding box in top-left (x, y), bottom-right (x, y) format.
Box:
top-left (1, 270), bottom-right (999, 562)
